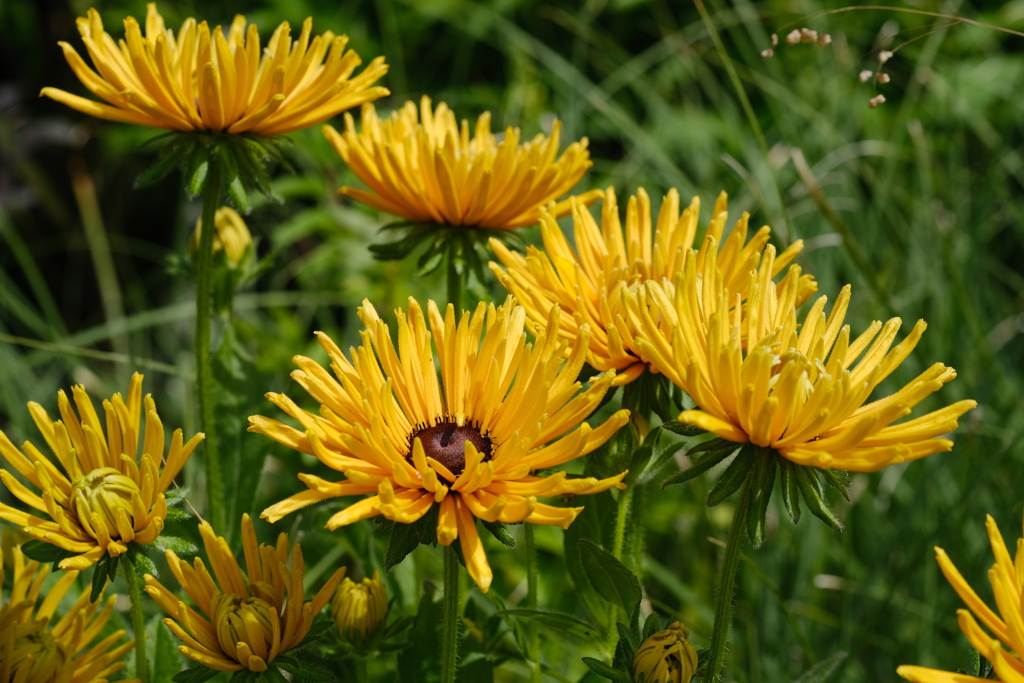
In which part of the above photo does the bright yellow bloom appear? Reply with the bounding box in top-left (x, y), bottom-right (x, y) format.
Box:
top-left (250, 296), bottom-right (630, 592)
top-left (144, 514), bottom-right (345, 673)
top-left (489, 189), bottom-right (817, 385)
top-left (40, 3), bottom-right (388, 135)
top-left (0, 540), bottom-right (136, 683)
top-left (628, 237), bottom-right (976, 472)
top-left (632, 622), bottom-right (698, 683)
top-left (190, 206), bottom-right (253, 265)
top-left (898, 514), bottom-right (1024, 683)
top-left (331, 570), bottom-right (388, 641)
top-left (0, 373), bottom-right (203, 570)
top-left (323, 96), bottom-right (601, 229)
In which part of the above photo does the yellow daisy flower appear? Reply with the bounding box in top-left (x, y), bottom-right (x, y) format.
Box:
top-left (629, 236), bottom-right (976, 472)
top-left (489, 188), bottom-right (817, 385)
top-left (0, 373), bottom-right (203, 570)
top-left (323, 96), bottom-right (601, 229)
top-left (250, 296), bottom-right (630, 592)
top-left (0, 540), bottom-right (137, 683)
top-left (898, 514), bottom-right (1024, 683)
top-left (40, 3), bottom-right (389, 135)
top-left (144, 514), bottom-right (346, 673)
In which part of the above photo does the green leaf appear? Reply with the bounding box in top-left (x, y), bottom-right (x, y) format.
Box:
top-left (795, 466), bottom-right (844, 531)
top-left (127, 542), bottom-right (158, 578)
top-left (135, 138), bottom-right (192, 189)
top-left (778, 458), bottom-right (802, 524)
top-left (746, 450), bottom-right (778, 548)
top-left (384, 507), bottom-right (430, 572)
top-left (616, 621), bottom-right (639, 656)
top-left (274, 655), bottom-right (331, 682)
top-left (482, 520), bottom-right (516, 548)
top-left (564, 493), bottom-right (612, 625)
top-left (661, 442), bottom-right (736, 488)
top-left (153, 535), bottom-right (199, 556)
top-left (579, 539), bottom-right (642, 618)
top-left (497, 609), bottom-right (602, 641)
top-left (642, 612), bottom-right (664, 639)
top-left (21, 540), bottom-right (75, 564)
top-left (165, 486), bottom-right (192, 508)
top-left (581, 657), bottom-right (632, 682)
top-left (706, 446), bottom-right (756, 506)
top-left (172, 666), bottom-right (219, 683)
top-left (661, 420), bottom-right (708, 437)
top-left (416, 247), bottom-right (446, 277)
top-left (186, 152), bottom-right (209, 197)
top-left (819, 468), bottom-right (852, 501)
top-left (150, 616), bottom-right (183, 683)
top-left (164, 508), bottom-right (192, 522)
top-left (623, 429), bottom-right (661, 485)
top-left (91, 555), bottom-right (116, 602)
top-left (793, 652), bottom-right (848, 683)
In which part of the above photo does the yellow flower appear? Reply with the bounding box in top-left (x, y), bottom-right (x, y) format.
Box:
top-left (40, 3), bottom-right (389, 135)
top-left (629, 237), bottom-right (976, 472)
top-left (144, 514), bottom-right (346, 673)
top-left (489, 188), bottom-right (817, 385)
top-left (632, 622), bottom-right (698, 683)
top-left (0, 540), bottom-right (137, 683)
top-left (189, 206), bottom-right (253, 265)
top-left (250, 296), bottom-right (630, 591)
top-left (331, 570), bottom-right (388, 641)
top-left (0, 373), bottom-right (203, 569)
top-left (898, 514), bottom-right (1024, 683)
top-left (323, 96), bottom-right (601, 229)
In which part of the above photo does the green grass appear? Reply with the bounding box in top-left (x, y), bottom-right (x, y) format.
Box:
top-left (1, 0), bottom-right (1022, 681)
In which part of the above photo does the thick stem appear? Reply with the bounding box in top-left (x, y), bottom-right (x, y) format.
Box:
top-left (611, 486), bottom-right (634, 562)
top-left (524, 524), bottom-right (541, 683)
top-left (122, 558), bottom-right (147, 683)
top-left (707, 474), bottom-right (754, 682)
top-left (195, 161), bottom-right (225, 534)
top-left (440, 545), bottom-right (461, 683)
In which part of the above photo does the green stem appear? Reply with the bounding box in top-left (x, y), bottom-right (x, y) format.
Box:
top-left (611, 486), bottom-right (633, 561)
top-left (122, 558), bottom-right (147, 683)
top-left (446, 243), bottom-right (462, 312)
top-left (440, 545), bottom-right (461, 683)
top-left (524, 524), bottom-right (541, 683)
top-left (707, 474), bottom-right (754, 682)
top-left (196, 160), bottom-right (225, 534)
top-left (356, 654), bottom-right (369, 682)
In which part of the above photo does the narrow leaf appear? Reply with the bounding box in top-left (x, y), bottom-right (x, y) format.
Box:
top-left (21, 540), bottom-right (75, 564)
top-left (482, 520), bottom-right (516, 548)
top-left (579, 539), bottom-right (642, 617)
top-left (793, 651), bottom-right (848, 683)
top-left (171, 667), bottom-right (219, 683)
top-left (779, 458), bottom-right (802, 524)
top-left (661, 420), bottom-right (708, 437)
top-left (706, 446), bottom-right (756, 506)
top-left (746, 450), bottom-right (778, 548)
top-left (581, 657), bottom-right (633, 682)
top-left (795, 465), bottom-right (844, 531)
top-left (662, 443), bottom-right (736, 488)
top-left (497, 609), bottom-right (601, 641)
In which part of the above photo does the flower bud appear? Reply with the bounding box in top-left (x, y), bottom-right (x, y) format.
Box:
top-left (71, 467), bottom-right (145, 543)
top-left (869, 94), bottom-right (886, 109)
top-left (878, 50), bottom-right (893, 64)
top-left (876, 72), bottom-right (891, 84)
top-left (331, 571), bottom-right (388, 641)
top-left (631, 622), bottom-right (698, 683)
top-left (213, 594), bottom-right (280, 666)
top-left (786, 29), bottom-right (801, 45)
top-left (859, 70), bottom-right (873, 83)
top-left (800, 28), bottom-right (818, 43)
top-left (190, 207), bottom-right (252, 266)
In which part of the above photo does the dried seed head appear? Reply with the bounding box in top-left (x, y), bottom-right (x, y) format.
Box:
top-left (786, 29), bottom-right (801, 45)
top-left (819, 33), bottom-right (832, 46)
top-left (869, 94), bottom-right (886, 108)
top-left (876, 72), bottom-right (891, 84)
top-left (761, 48), bottom-right (775, 58)
top-left (771, 33), bottom-right (778, 46)
top-left (800, 28), bottom-right (818, 43)
top-left (859, 70), bottom-right (873, 83)
top-left (879, 50), bottom-right (893, 64)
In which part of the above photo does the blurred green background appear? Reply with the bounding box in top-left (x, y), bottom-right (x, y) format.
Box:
top-left (1, 0), bottom-right (1022, 681)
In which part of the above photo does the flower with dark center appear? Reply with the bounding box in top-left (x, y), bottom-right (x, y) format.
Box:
top-left (409, 420), bottom-right (493, 480)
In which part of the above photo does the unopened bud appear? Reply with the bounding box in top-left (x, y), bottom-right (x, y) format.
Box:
top-left (786, 29), bottom-right (801, 45)
top-left (876, 72), bottom-right (890, 84)
top-left (331, 571), bottom-right (388, 641)
top-left (71, 467), bottom-right (144, 543)
top-left (878, 50), bottom-right (893, 64)
top-left (819, 33), bottom-right (832, 46)
top-left (869, 94), bottom-right (886, 109)
top-left (800, 28), bottom-right (818, 43)
top-left (760, 48), bottom-right (774, 58)
top-left (213, 593), bottom-right (277, 661)
top-left (771, 33), bottom-right (778, 46)
top-left (632, 622), bottom-right (698, 683)
top-left (190, 207), bottom-right (252, 266)
top-left (859, 70), bottom-right (873, 83)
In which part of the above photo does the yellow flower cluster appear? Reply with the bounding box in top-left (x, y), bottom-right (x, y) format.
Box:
top-left (41, 3), bottom-right (388, 134)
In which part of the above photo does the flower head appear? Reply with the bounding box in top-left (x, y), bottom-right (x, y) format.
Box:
top-left (323, 96), bottom-right (600, 229)
top-left (190, 206), bottom-right (252, 266)
top-left (144, 514), bottom-right (346, 673)
top-left (331, 570), bottom-right (388, 641)
top-left (629, 237), bottom-right (976, 472)
top-left (250, 296), bottom-right (630, 591)
top-left (0, 538), bottom-right (136, 682)
top-left (632, 622), bottom-right (698, 683)
top-left (41, 3), bottom-right (389, 135)
top-left (0, 373), bottom-right (203, 569)
top-left (898, 514), bottom-right (1024, 683)
top-left (489, 188), bottom-right (817, 385)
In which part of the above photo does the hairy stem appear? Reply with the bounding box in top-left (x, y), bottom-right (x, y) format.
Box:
top-left (196, 161), bottom-right (224, 534)
top-left (525, 524), bottom-right (541, 682)
top-left (707, 474), bottom-right (754, 682)
top-left (122, 558), bottom-right (147, 683)
top-left (440, 544), bottom-right (461, 683)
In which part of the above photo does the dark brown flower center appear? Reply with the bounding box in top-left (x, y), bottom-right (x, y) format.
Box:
top-left (409, 420), bottom-right (493, 481)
